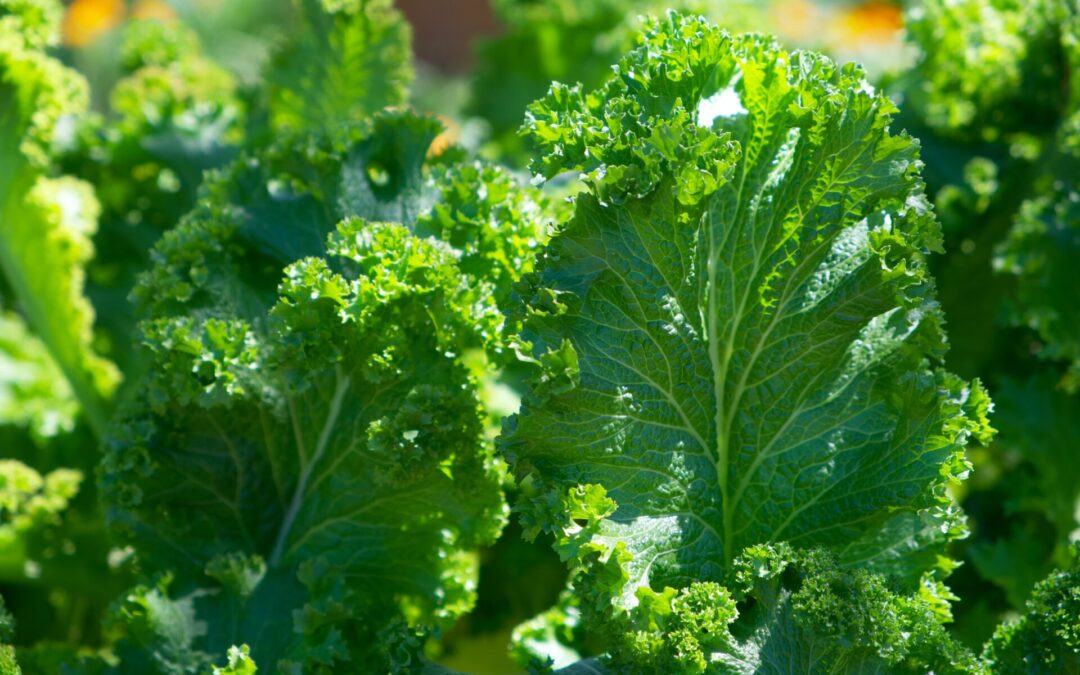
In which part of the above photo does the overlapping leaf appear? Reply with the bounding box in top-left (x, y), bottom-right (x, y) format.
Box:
top-left (135, 111), bottom-right (546, 357)
top-left (56, 18), bottom-right (246, 379)
top-left (0, 3), bottom-right (118, 436)
top-left (983, 547), bottom-right (1080, 673)
top-left (98, 112), bottom-right (548, 672)
top-left (471, 0), bottom-right (766, 162)
top-left (504, 13), bottom-right (991, 666)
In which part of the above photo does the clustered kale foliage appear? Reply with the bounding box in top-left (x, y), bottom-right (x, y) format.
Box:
top-left (0, 0), bottom-right (1077, 673)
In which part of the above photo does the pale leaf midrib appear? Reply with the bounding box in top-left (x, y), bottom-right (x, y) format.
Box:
top-left (270, 367), bottom-right (351, 566)
top-left (709, 113), bottom-right (890, 564)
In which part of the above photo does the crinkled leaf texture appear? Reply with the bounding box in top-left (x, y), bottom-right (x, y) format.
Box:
top-left (268, 0), bottom-right (413, 134)
top-left (503, 12), bottom-right (991, 669)
top-left (470, 0), bottom-right (765, 162)
top-left (507, 546), bottom-right (978, 675)
top-left (134, 110), bottom-right (545, 359)
top-left (983, 546), bottom-right (1080, 674)
top-left (606, 544), bottom-right (978, 674)
top-left (0, 5), bottom-right (118, 437)
top-left (99, 111), bottom-right (549, 673)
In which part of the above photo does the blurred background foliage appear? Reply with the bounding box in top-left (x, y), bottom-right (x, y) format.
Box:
top-left (2, 1), bottom-right (1075, 673)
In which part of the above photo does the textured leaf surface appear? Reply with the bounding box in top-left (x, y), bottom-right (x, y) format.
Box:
top-left (98, 113), bottom-right (550, 671)
top-left (104, 219), bottom-right (506, 672)
top-left (983, 547), bottom-right (1080, 673)
top-left (605, 544), bottom-right (978, 674)
top-left (269, 0), bottom-right (412, 134)
top-left (471, 0), bottom-right (766, 162)
top-left (56, 18), bottom-right (245, 380)
top-left (0, 15), bottom-right (118, 436)
top-left (135, 111), bottom-right (545, 358)
top-left (505, 13), bottom-right (990, 617)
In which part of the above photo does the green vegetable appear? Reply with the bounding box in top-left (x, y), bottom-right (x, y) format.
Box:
top-left (98, 109), bottom-right (547, 671)
top-left (504, 13), bottom-right (992, 670)
top-left (0, 2), bottom-right (118, 436)
top-left (268, 0), bottom-right (413, 134)
top-left (1, 0), bottom-right (1077, 671)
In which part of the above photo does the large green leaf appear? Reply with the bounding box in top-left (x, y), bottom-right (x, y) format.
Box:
top-left (98, 113), bottom-right (549, 672)
top-left (0, 3), bottom-right (118, 437)
top-left (102, 218), bottom-right (507, 672)
top-left (505, 11), bottom-right (991, 625)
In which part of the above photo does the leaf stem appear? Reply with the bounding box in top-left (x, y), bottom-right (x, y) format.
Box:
top-left (270, 368), bottom-right (351, 566)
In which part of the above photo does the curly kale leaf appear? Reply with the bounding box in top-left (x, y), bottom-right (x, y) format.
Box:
top-left (103, 218), bottom-right (507, 672)
top-left (511, 543), bottom-right (978, 674)
top-left (0, 0), bottom-right (118, 437)
top-left (471, 0), bottom-right (766, 162)
top-left (134, 111), bottom-right (546, 357)
top-left (268, 0), bottom-right (413, 134)
top-left (53, 18), bottom-right (246, 379)
top-left (98, 113), bottom-right (549, 671)
top-left (983, 547), bottom-right (1080, 673)
top-left (602, 544), bottom-right (978, 674)
top-left (505, 11), bottom-right (991, 640)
